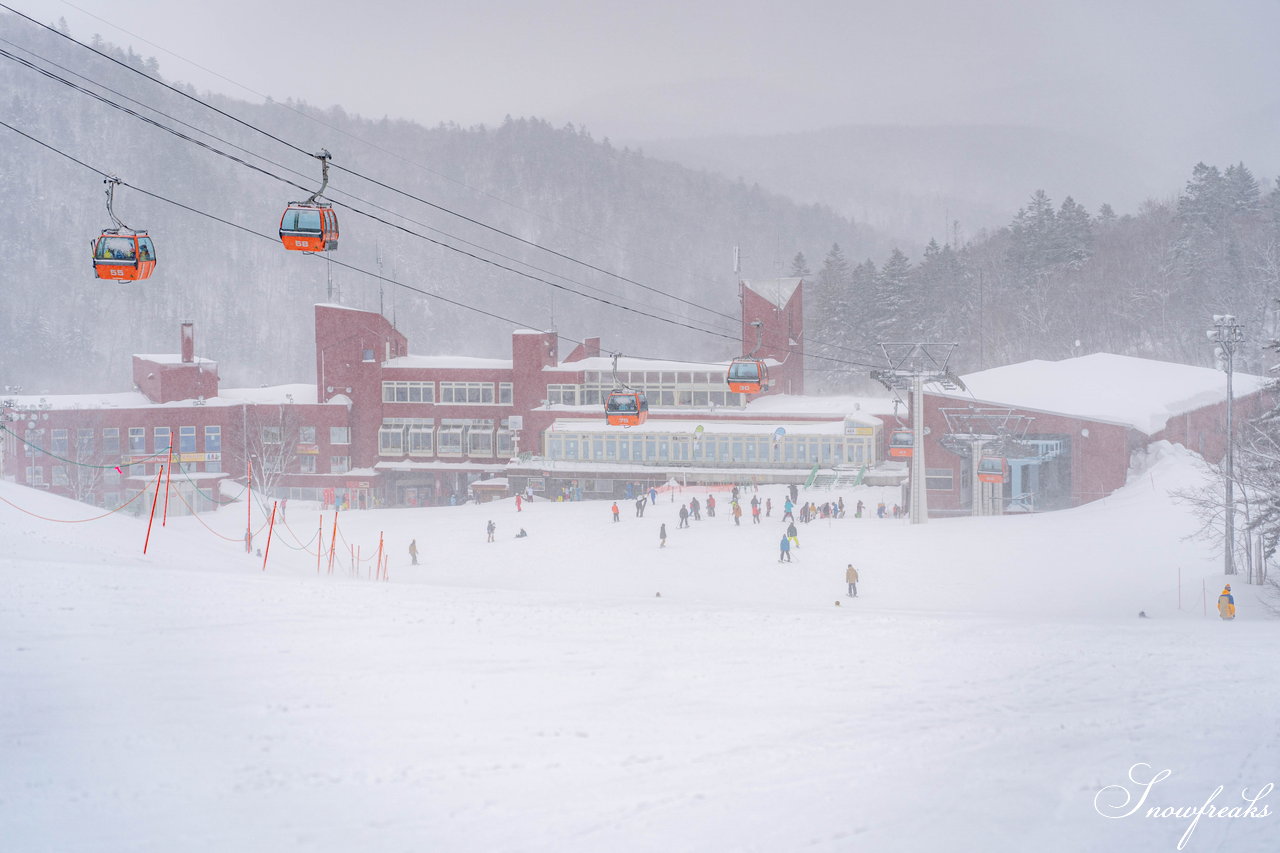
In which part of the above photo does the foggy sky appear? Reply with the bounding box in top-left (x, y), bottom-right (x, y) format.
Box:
top-left (13, 0), bottom-right (1280, 156)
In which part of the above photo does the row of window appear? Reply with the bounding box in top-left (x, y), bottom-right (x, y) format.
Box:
top-left (378, 418), bottom-right (514, 458)
top-left (22, 453), bottom-right (354, 487)
top-left (542, 431), bottom-right (875, 466)
top-left (25, 425), bottom-right (357, 456)
top-left (547, 384), bottom-right (746, 408)
top-left (382, 381), bottom-right (514, 405)
top-left (383, 377), bottom-right (745, 410)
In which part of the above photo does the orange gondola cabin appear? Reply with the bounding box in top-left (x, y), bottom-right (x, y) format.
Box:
top-left (888, 428), bottom-right (913, 458)
top-left (279, 204), bottom-right (339, 252)
top-left (92, 231), bottom-right (156, 281)
top-left (605, 389), bottom-right (649, 426)
top-left (726, 358), bottom-right (768, 394)
top-left (977, 455), bottom-right (1008, 484)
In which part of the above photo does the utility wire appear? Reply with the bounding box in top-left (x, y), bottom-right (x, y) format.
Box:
top-left (0, 2), bottom-right (742, 329)
top-left (4, 9), bottom-right (882, 368)
top-left (2, 109), bottom-right (885, 373)
top-left (0, 43), bottom-right (742, 341)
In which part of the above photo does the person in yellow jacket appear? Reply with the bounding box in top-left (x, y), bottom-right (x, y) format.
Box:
top-left (845, 564), bottom-right (859, 598)
top-left (1218, 584), bottom-right (1236, 620)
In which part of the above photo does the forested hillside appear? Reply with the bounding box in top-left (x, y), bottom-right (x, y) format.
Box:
top-left (805, 164), bottom-right (1280, 392)
top-left (0, 14), bottom-right (880, 392)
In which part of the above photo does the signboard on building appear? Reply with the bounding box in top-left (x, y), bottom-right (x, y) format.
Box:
top-left (296, 444), bottom-right (319, 455)
top-left (508, 415), bottom-right (523, 431)
top-left (527, 477), bottom-right (545, 492)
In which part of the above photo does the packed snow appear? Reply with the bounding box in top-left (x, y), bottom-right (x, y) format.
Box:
top-left (1, 441), bottom-right (1277, 852)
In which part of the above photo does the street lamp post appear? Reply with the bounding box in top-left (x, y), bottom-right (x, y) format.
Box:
top-left (1207, 314), bottom-right (1245, 576)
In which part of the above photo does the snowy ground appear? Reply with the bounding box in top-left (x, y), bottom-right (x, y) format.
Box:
top-left (2, 442), bottom-right (1277, 852)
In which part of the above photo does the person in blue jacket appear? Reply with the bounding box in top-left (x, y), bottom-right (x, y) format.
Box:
top-left (778, 534), bottom-right (792, 563)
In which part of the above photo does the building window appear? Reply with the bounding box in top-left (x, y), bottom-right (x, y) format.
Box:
top-left (179, 426), bottom-right (197, 453)
top-left (499, 382), bottom-right (513, 404)
top-left (103, 428), bottom-right (120, 455)
top-left (26, 466), bottom-right (45, 486)
top-left (438, 425), bottom-right (464, 455)
top-left (330, 427), bottom-right (351, 445)
top-left (468, 428), bottom-right (493, 456)
top-left (128, 427), bottom-right (145, 454)
top-left (299, 455), bottom-right (316, 474)
top-left (298, 426), bottom-right (316, 444)
top-left (76, 428), bottom-right (94, 457)
top-left (547, 385), bottom-right (578, 405)
top-left (261, 426), bottom-right (281, 444)
top-left (440, 382), bottom-right (496, 404)
top-left (204, 426), bottom-right (221, 453)
top-left (409, 423), bottom-right (434, 456)
top-left (331, 456), bottom-right (350, 474)
top-left (382, 381), bottom-right (435, 403)
top-left (379, 424), bottom-right (405, 455)
top-left (154, 427), bottom-right (171, 454)
top-left (52, 465), bottom-right (68, 486)
top-left (51, 429), bottom-right (68, 454)
top-left (926, 468), bottom-right (954, 491)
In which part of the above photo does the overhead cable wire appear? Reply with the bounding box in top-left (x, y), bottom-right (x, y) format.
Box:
top-left (0, 45), bottom-right (743, 341)
top-left (0, 2), bottom-right (742, 329)
top-left (0, 113), bottom-right (884, 372)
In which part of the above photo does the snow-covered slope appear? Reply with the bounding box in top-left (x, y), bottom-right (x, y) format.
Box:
top-left (1, 442), bottom-right (1276, 852)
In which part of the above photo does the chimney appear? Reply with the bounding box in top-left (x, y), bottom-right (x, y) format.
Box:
top-left (181, 322), bottom-right (194, 364)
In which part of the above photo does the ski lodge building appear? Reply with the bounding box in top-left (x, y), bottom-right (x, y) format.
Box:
top-left (2, 280), bottom-right (890, 511)
top-left (0, 276), bottom-right (1264, 516)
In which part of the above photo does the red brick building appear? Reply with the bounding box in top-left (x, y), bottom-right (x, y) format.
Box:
top-left (3, 278), bottom-right (885, 509)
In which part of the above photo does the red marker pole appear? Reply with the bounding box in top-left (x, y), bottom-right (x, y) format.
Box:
top-left (143, 466), bottom-right (164, 554)
top-left (261, 501), bottom-right (278, 571)
top-left (376, 532), bottom-right (385, 580)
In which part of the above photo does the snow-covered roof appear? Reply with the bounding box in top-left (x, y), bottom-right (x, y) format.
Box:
top-left (943, 353), bottom-right (1270, 435)
top-left (742, 277), bottom-right (802, 306)
top-left (546, 418), bottom-right (865, 436)
top-left (384, 355), bottom-right (512, 370)
top-left (4, 383), bottom-right (329, 410)
top-left (742, 394), bottom-right (898, 418)
top-left (133, 354), bottom-right (217, 367)
top-left (549, 356), bottom-right (733, 374)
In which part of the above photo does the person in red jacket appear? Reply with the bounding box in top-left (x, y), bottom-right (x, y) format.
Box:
top-left (611, 502), bottom-right (620, 522)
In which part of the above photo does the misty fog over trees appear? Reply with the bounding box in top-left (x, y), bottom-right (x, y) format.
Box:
top-left (2, 13), bottom-right (1276, 398)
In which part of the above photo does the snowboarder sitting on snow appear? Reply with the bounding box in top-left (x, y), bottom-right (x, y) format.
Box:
top-left (515, 528), bottom-right (528, 538)
top-left (1218, 585), bottom-right (1236, 620)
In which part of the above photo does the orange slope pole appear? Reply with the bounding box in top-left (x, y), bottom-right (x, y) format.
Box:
top-left (375, 532), bottom-right (385, 580)
top-left (143, 466), bottom-right (164, 554)
top-left (261, 500), bottom-right (278, 571)
top-left (326, 509), bottom-right (339, 575)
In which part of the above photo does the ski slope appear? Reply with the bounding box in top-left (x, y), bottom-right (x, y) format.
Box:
top-left (1, 442), bottom-right (1277, 852)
